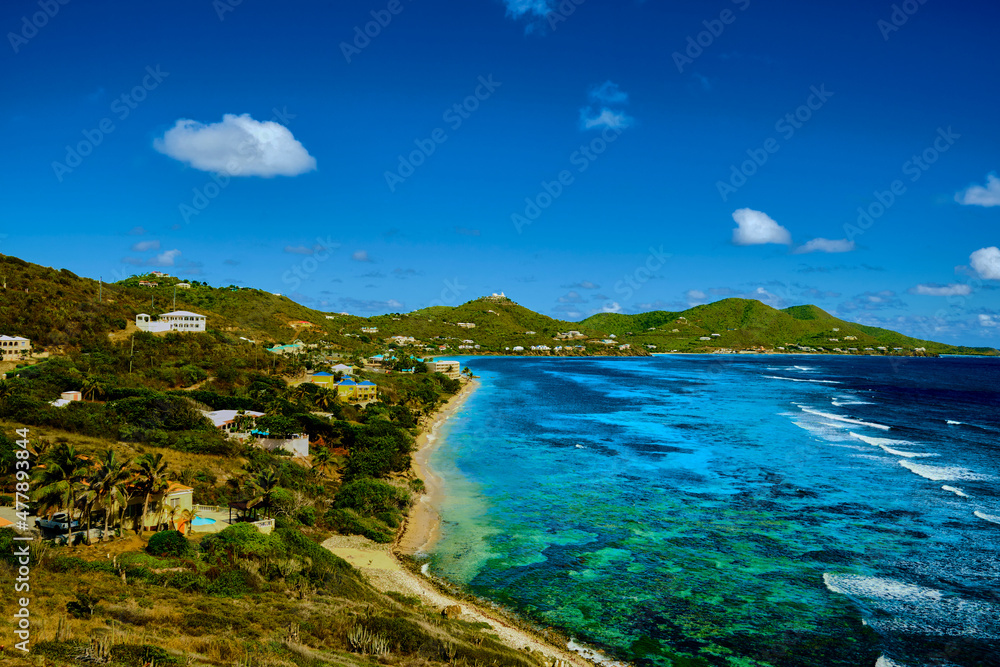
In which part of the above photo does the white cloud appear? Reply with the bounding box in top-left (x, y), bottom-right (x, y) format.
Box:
top-left (955, 173), bottom-right (1000, 207)
top-left (793, 238), bottom-right (855, 254)
top-left (154, 113), bottom-right (316, 177)
top-left (602, 301), bottom-right (621, 313)
top-left (979, 314), bottom-right (999, 328)
top-left (580, 81), bottom-right (633, 131)
top-left (503, 0), bottom-right (553, 19)
top-left (685, 289), bottom-right (707, 301)
top-left (131, 240), bottom-right (161, 252)
top-left (731, 208), bottom-right (792, 246)
top-left (149, 249), bottom-right (181, 267)
top-left (909, 283), bottom-right (972, 297)
top-left (580, 108), bottom-right (633, 131)
top-left (352, 250), bottom-right (371, 262)
top-left (970, 246), bottom-right (1000, 280)
top-left (589, 81), bottom-right (629, 105)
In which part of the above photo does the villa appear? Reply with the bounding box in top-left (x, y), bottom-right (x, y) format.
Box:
top-left (0, 335), bottom-right (31, 360)
top-left (334, 378), bottom-right (378, 403)
top-left (136, 311), bottom-right (207, 333)
top-left (203, 409), bottom-right (265, 438)
top-left (309, 371), bottom-right (335, 387)
top-left (122, 480), bottom-right (194, 531)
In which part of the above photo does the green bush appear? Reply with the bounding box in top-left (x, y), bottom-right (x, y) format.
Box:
top-left (201, 523), bottom-right (286, 563)
top-left (147, 530), bottom-right (193, 558)
top-left (295, 506), bottom-right (316, 526)
top-left (208, 569), bottom-right (259, 597)
top-left (325, 507), bottom-right (396, 543)
top-left (167, 571), bottom-right (210, 593)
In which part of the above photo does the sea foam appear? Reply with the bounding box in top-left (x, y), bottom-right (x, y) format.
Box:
top-left (799, 407), bottom-right (890, 430)
top-left (899, 460), bottom-right (990, 482)
top-left (764, 375), bottom-right (842, 384)
top-left (974, 511), bottom-right (1000, 525)
top-left (875, 656), bottom-right (907, 667)
top-left (823, 573), bottom-right (943, 602)
top-left (849, 433), bottom-right (936, 458)
top-left (942, 485), bottom-right (970, 498)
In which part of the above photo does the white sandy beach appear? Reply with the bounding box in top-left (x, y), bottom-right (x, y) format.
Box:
top-left (324, 379), bottom-right (599, 667)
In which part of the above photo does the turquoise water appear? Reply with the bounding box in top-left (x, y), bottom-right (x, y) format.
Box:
top-left (191, 517), bottom-right (216, 526)
top-left (426, 356), bottom-right (1000, 666)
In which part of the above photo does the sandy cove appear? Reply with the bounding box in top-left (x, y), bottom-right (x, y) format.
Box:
top-left (324, 378), bottom-right (599, 667)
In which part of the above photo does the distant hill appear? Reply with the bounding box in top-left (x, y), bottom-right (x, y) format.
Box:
top-left (580, 298), bottom-right (997, 356)
top-left (0, 255), bottom-right (994, 358)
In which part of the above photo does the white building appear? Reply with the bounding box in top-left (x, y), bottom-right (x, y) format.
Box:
top-left (457, 322), bottom-right (476, 329)
top-left (136, 311), bottom-right (206, 333)
top-left (426, 360), bottom-right (461, 379)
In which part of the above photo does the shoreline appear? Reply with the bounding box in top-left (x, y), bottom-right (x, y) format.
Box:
top-left (324, 378), bottom-right (602, 667)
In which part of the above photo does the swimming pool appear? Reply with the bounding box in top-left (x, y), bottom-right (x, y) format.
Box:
top-left (191, 517), bottom-right (217, 526)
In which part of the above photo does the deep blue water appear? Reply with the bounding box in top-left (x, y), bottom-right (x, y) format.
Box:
top-left (425, 355), bottom-right (1000, 667)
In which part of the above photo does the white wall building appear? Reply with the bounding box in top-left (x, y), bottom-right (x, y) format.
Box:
top-left (136, 311), bottom-right (207, 333)
top-left (427, 360), bottom-right (461, 378)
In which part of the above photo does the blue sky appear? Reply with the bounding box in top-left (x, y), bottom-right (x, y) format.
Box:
top-left (2, 0), bottom-right (999, 344)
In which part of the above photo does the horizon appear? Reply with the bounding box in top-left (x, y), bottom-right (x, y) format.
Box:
top-left (3, 0), bottom-right (999, 345)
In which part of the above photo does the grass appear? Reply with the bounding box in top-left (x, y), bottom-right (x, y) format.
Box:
top-left (0, 525), bottom-right (547, 667)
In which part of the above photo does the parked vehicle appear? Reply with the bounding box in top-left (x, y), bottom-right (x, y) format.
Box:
top-left (34, 512), bottom-right (81, 531)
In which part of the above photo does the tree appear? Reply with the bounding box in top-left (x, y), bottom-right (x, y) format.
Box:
top-left (311, 447), bottom-right (335, 478)
top-left (135, 452), bottom-right (169, 534)
top-left (83, 449), bottom-right (133, 542)
top-left (33, 443), bottom-right (90, 544)
top-left (80, 376), bottom-right (107, 401)
top-left (313, 388), bottom-right (338, 411)
top-left (247, 468), bottom-right (280, 519)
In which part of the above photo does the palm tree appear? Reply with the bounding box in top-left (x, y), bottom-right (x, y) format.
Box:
top-left (286, 383), bottom-right (310, 403)
top-left (313, 388), bottom-right (337, 411)
top-left (33, 444), bottom-right (90, 544)
top-left (88, 449), bottom-right (132, 542)
top-left (135, 453), bottom-right (169, 535)
top-left (80, 376), bottom-right (107, 401)
top-left (0, 380), bottom-right (16, 401)
top-left (247, 468), bottom-right (280, 519)
top-left (311, 448), bottom-right (334, 478)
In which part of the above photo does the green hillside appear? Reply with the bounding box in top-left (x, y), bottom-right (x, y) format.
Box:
top-left (0, 254), bottom-right (994, 359)
top-left (581, 298), bottom-right (997, 356)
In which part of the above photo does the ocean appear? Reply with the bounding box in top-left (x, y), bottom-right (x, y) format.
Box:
top-left (424, 355), bottom-right (1000, 667)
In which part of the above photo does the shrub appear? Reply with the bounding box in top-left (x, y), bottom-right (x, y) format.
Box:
top-left (167, 571), bottom-right (210, 593)
top-left (295, 506), bottom-right (316, 526)
top-left (147, 530), bottom-right (193, 558)
top-left (208, 569), bottom-right (259, 597)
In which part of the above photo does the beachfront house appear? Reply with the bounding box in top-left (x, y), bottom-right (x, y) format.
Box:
top-left (426, 360), bottom-right (461, 379)
top-left (0, 335), bottom-right (31, 360)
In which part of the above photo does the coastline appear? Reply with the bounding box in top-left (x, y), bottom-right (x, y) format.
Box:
top-left (324, 378), bottom-right (601, 667)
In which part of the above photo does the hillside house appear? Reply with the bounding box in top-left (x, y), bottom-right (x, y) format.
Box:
top-left (334, 378), bottom-right (378, 403)
top-left (0, 335), bottom-right (31, 360)
top-left (123, 481), bottom-right (194, 531)
top-left (176, 282), bottom-right (191, 289)
top-left (138, 281), bottom-right (158, 287)
top-left (204, 409), bottom-right (265, 439)
top-left (136, 311), bottom-right (207, 333)
top-left (457, 322), bottom-right (476, 328)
